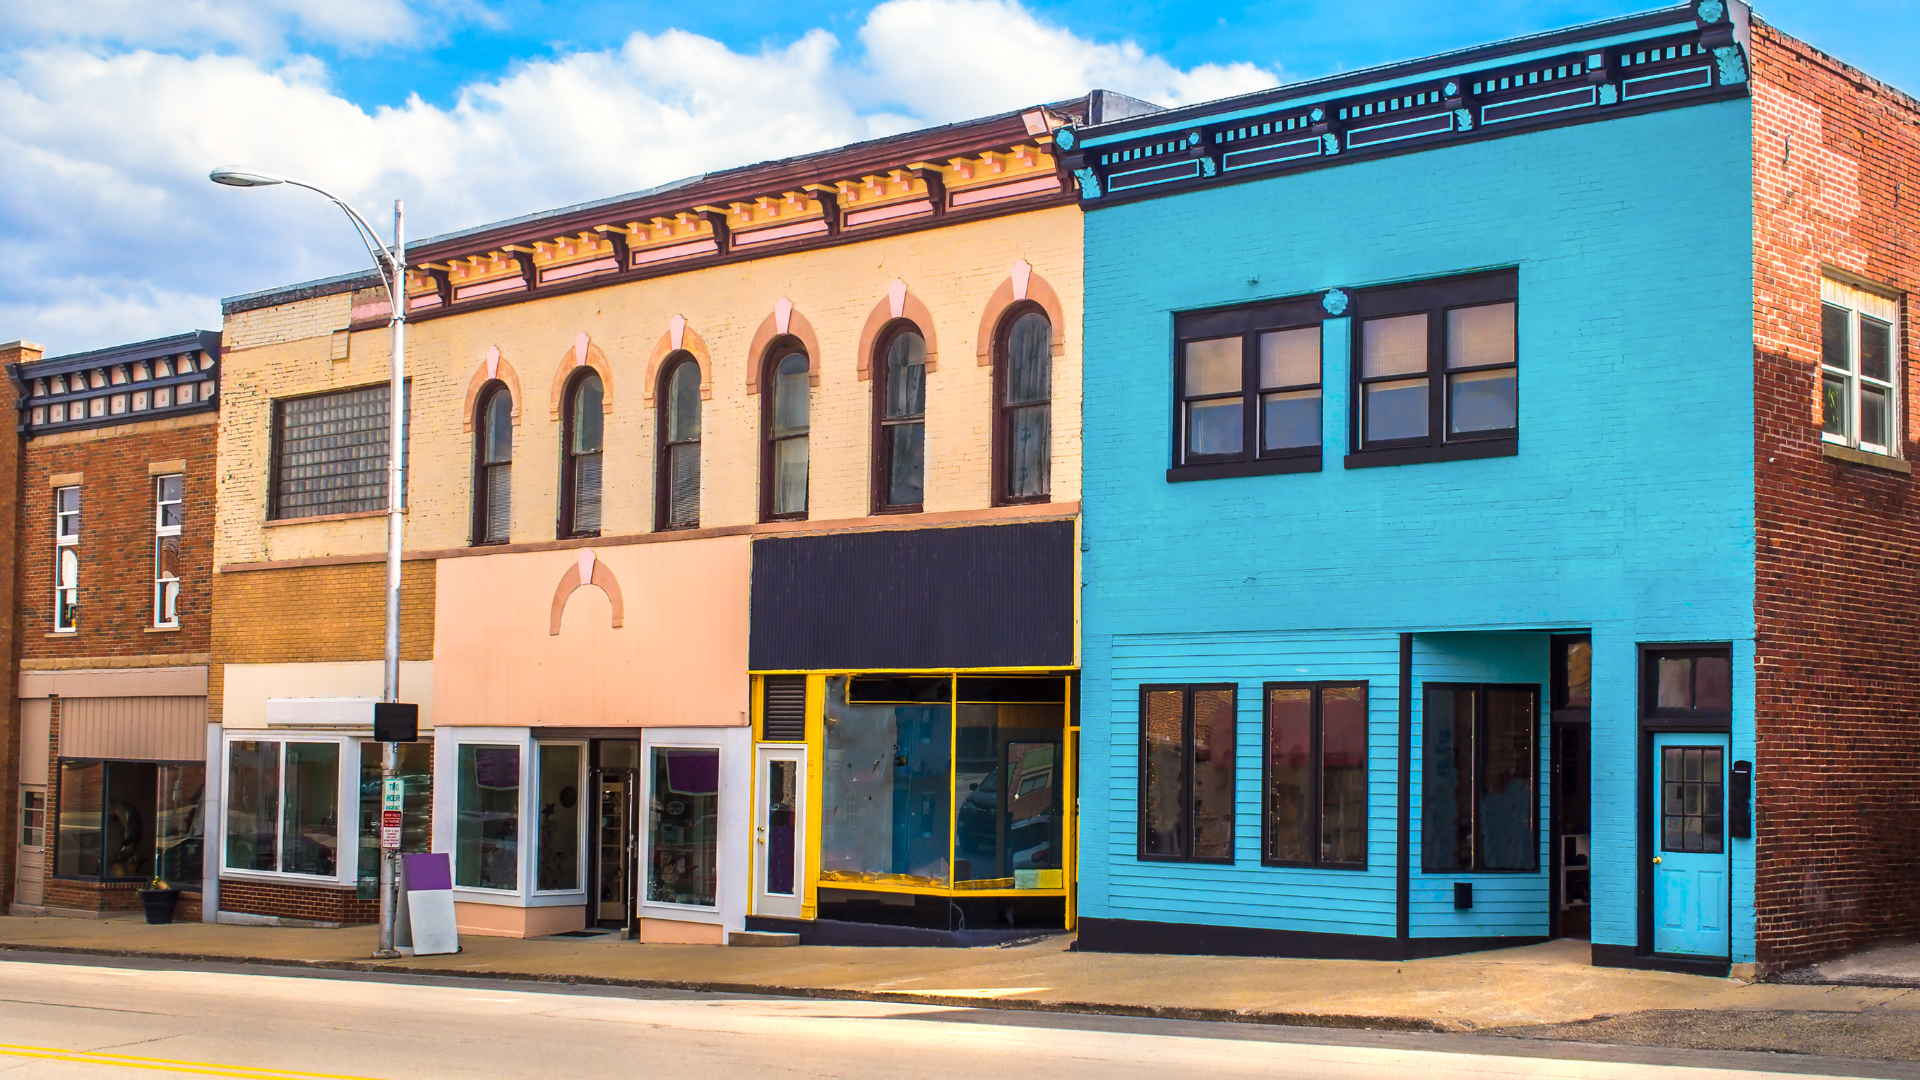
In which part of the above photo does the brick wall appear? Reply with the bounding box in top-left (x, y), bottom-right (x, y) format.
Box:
top-left (217, 877), bottom-right (376, 925)
top-left (0, 341), bottom-right (30, 912)
top-left (1751, 21), bottom-right (1920, 970)
top-left (19, 413), bottom-right (216, 661)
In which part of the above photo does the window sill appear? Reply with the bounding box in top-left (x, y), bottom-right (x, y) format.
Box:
top-left (264, 508), bottom-right (403, 528)
top-left (145, 625), bottom-right (181, 634)
top-left (1168, 456), bottom-right (1321, 483)
top-left (1345, 438), bottom-right (1517, 469)
top-left (1822, 442), bottom-right (1910, 474)
top-left (45, 631), bottom-right (76, 639)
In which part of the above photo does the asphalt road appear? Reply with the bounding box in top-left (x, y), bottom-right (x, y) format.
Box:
top-left (0, 955), bottom-right (1908, 1080)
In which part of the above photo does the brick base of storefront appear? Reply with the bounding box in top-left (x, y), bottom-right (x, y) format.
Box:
top-left (217, 878), bottom-right (377, 926)
top-left (38, 879), bottom-right (203, 922)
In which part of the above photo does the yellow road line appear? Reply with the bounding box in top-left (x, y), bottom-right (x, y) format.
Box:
top-left (0, 1043), bottom-right (389, 1080)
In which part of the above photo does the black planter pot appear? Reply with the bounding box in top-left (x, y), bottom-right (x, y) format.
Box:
top-left (139, 889), bottom-right (181, 925)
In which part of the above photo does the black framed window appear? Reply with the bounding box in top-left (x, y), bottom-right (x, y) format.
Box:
top-left (271, 382), bottom-right (411, 520)
top-left (1349, 270), bottom-right (1517, 468)
top-left (657, 355), bottom-right (702, 530)
top-left (1173, 295), bottom-right (1324, 480)
top-left (1138, 684), bottom-right (1235, 863)
top-left (1552, 635), bottom-right (1592, 722)
top-left (55, 759), bottom-right (204, 883)
top-left (873, 323), bottom-right (926, 513)
top-left (473, 382), bottom-right (513, 543)
top-left (1642, 647), bottom-right (1732, 723)
top-left (1422, 683), bottom-right (1539, 872)
top-left (559, 370), bottom-right (603, 537)
top-left (1263, 682), bottom-right (1367, 868)
top-left (763, 346), bottom-right (810, 521)
top-left (994, 308), bottom-right (1051, 505)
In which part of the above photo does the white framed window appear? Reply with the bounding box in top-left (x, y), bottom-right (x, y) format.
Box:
top-left (1821, 278), bottom-right (1902, 456)
top-left (53, 486), bottom-right (78, 632)
top-left (455, 742), bottom-right (523, 892)
top-left (223, 734), bottom-right (355, 885)
top-left (154, 474), bottom-right (183, 628)
top-left (534, 741), bottom-right (586, 894)
top-left (20, 788), bottom-right (45, 848)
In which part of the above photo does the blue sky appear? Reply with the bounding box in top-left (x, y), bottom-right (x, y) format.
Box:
top-left (0, 0), bottom-right (1912, 354)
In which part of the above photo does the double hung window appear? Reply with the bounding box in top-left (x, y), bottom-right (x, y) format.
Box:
top-left (560, 372), bottom-right (603, 537)
top-left (153, 474), bottom-right (182, 628)
top-left (474, 384), bottom-right (513, 543)
top-left (1263, 683), bottom-right (1368, 868)
top-left (1820, 278), bottom-right (1901, 457)
top-left (1138, 684), bottom-right (1236, 863)
top-left (1421, 683), bottom-right (1539, 873)
top-left (225, 739), bottom-right (340, 878)
top-left (873, 325), bottom-right (927, 512)
top-left (1350, 271), bottom-right (1518, 467)
top-left (1173, 296), bottom-right (1324, 479)
top-left (657, 357), bottom-right (701, 529)
top-left (53, 486), bottom-right (78, 632)
top-left (270, 383), bottom-right (409, 519)
top-left (763, 349), bottom-right (810, 520)
top-left (995, 310), bottom-right (1052, 504)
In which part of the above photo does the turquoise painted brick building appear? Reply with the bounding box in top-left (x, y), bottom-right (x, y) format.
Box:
top-left (1064, 3), bottom-right (1766, 970)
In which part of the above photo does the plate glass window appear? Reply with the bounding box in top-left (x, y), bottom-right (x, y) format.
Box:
top-left (649, 747), bottom-right (719, 907)
top-left (1820, 278), bottom-right (1901, 456)
top-left (1263, 683), bottom-right (1367, 867)
top-left (537, 743), bottom-right (582, 892)
top-left (659, 357), bottom-right (701, 529)
top-left (456, 744), bottom-right (521, 890)
top-left (153, 474), bottom-right (182, 628)
top-left (55, 761), bottom-right (205, 883)
top-left (355, 742), bottom-right (431, 898)
top-left (1421, 684), bottom-right (1539, 872)
top-left (224, 738), bottom-right (336, 878)
top-left (1138, 685), bottom-right (1235, 863)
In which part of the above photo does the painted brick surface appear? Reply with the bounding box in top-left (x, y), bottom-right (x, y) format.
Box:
top-left (1079, 100), bottom-right (1757, 957)
top-left (215, 206), bottom-right (1084, 568)
top-left (1749, 22), bottom-right (1920, 969)
top-left (19, 414), bottom-right (216, 660)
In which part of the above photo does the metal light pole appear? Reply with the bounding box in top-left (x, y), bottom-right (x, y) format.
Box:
top-left (210, 167), bottom-right (408, 958)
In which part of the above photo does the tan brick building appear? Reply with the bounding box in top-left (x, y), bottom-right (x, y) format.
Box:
top-left (210, 95), bottom-right (1149, 941)
top-left (6, 332), bottom-right (220, 921)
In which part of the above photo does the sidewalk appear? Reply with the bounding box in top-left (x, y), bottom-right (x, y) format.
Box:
top-left (3, 915), bottom-right (1916, 1036)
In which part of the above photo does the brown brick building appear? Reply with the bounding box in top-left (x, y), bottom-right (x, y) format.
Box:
top-left (1749, 23), bottom-right (1920, 971)
top-left (6, 332), bottom-right (220, 920)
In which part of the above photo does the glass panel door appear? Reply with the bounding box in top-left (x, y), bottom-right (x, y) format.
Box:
top-left (594, 773), bottom-right (632, 926)
top-left (754, 745), bottom-right (806, 919)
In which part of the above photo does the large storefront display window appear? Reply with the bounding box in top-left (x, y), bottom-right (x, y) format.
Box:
top-left (225, 737), bottom-right (351, 881)
top-left (356, 742), bottom-right (433, 898)
top-left (56, 760), bottom-right (204, 884)
top-left (537, 743), bottom-right (583, 893)
top-left (814, 674), bottom-right (1070, 923)
top-left (648, 747), bottom-right (718, 907)
top-left (456, 744), bottom-right (521, 891)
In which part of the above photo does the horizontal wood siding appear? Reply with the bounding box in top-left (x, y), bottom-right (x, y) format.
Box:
top-left (1409, 632), bottom-right (1550, 940)
top-left (60, 697), bottom-right (207, 761)
top-left (1094, 630), bottom-right (1400, 937)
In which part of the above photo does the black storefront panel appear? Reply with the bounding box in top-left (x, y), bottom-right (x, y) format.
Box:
top-left (750, 520), bottom-right (1074, 671)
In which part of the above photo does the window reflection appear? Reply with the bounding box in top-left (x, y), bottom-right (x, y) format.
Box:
top-left (821, 676), bottom-right (952, 887)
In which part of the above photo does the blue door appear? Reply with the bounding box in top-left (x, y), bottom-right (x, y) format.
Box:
top-left (1651, 733), bottom-right (1730, 957)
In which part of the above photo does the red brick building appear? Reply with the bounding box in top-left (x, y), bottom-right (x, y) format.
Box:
top-left (1750, 22), bottom-right (1920, 971)
top-left (5, 332), bottom-right (220, 920)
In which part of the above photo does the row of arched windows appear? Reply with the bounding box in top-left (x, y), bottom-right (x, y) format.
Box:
top-left (468, 302), bottom-right (1053, 543)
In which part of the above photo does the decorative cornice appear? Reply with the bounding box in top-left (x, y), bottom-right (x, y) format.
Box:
top-left (1058, 2), bottom-right (1750, 209)
top-left (11, 330), bottom-right (221, 438)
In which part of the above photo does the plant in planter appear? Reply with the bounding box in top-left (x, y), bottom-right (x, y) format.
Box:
top-left (138, 876), bottom-right (181, 925)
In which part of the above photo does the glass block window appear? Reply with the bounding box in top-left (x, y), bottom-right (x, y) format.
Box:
top-left (271, 383), bottom-right (409, 520)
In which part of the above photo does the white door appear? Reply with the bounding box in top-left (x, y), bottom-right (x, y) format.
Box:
top-left (753, 746), bottom-right (805, 918)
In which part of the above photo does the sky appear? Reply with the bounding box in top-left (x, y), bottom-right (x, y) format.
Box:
top-left (1, 0), bottom-right (1914, 356)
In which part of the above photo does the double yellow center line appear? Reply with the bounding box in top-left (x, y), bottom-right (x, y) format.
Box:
top-left (0, 1042), bottom-right (389, 1079)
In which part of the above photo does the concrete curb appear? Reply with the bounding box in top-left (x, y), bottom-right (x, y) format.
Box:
top-left (0, 941), bottom-right (1446, 1033)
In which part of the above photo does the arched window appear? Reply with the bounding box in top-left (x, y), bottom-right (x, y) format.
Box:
top-left (473, 383), bottom-right (513, 543)
top-left (657, 356), bottom-right (701, 530)
top-left (995, 308), bottom-right (1052, 504)
top-left (560, 370), bottom-right (603, 537)
top-left (761, 347), bottom-right (809, 521)
top-left (872, 324), bottom-right (926, 512)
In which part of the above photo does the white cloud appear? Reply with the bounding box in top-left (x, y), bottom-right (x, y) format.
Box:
top-left (0, 0), bottom-right (433, 53)
top-left (0, 0), bottom-right (1278, 354)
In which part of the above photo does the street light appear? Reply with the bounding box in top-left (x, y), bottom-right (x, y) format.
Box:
top-left (211, 165), bottom-right (409, 959)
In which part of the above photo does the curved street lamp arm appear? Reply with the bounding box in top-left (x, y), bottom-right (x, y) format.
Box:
top-left (277, 178), bottom-right (403, 314)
